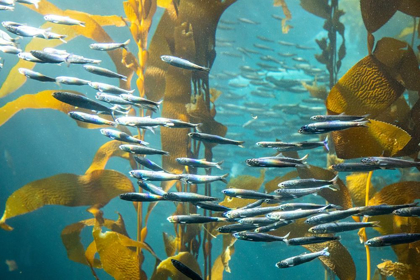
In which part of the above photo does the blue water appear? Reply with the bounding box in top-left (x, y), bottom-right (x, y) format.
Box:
top-left (0, 0), bottom-right (414, 279)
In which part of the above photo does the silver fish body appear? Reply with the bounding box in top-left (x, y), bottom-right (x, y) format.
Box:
top-left (167, 215), bottom-right (223, 224)
top-left (176, 158), bottom-right (223, 170)
top-left (56, 76), bottom-right (90, 86)
top-left (163, 192), bottom-right (218, 202)
top-left (137, 181), bottom-right (167, 196)
top-left (161, 55), bottom-right (209, 72)
top-left (278, 175), bottom-right (338, 189)
top-left (298, 120), bottom-right (368, 134)
top-left (129, 170), bottom-right (183, 181)
top-left (233, 232), bottom-right (289, 242)
top-left (393, 206), bottom-right (420, 217)
top-left (276, 248), bottom-right (329, 268)
top-left (90, 39), bottom-right (130, 51)
top-left (267, 206), bottom-right (329, 221)
top-left (18, 68), bottom-right (55, 82)
top-left (182, 173), bottom-right (229, 184)
top-left (222, 189), bottom-right (278, 200)
top-left (83, 64), bottom-right (127, 80)
top-left (304, 208), bottom-right (362, 225)
top-left (116, 116), bottom-right (174, 128)
top-left (308, 222), bottom-right (379, 233)
top-left (119, 192), bottom-right (164, 202)
top-left (120, 144), bottom-right (169, 155)
top-left (44, 15), bottom-right (85, 26)
top-left (89, 82), bottom-right (135, 94)
top-left (100, 129), bottom-right (148, 145)
top-left (254, 220), bottom-right (293, 233)
top-left (134, 156), bottom-right (166, 172)
top-left (68, 111), bottom-right (116, 126)
top-left (365, 233), bottom-right (420, 247)
top-left (223, 206), bottom-right (282, 219)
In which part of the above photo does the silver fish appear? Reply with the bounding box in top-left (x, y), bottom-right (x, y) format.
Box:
top-left (116, 116), bottom-right (174, 128)
top-left (176, 158), bottom-right (223, 170)
top-left (119, 192), bottom-right (164, 202)
top-left (18, 68), bottom-right (55, 82)
top-left (267, 206), bottom-right (329, 221)
top-left (304, 208), bottom-right (362, 225)
top-left (137, 181), bottom-right (167, 196)
top-left (56, 76), bottom-right (90, 86)
top-left (278, 175), bottom-right (338, 189)
top-left (90, 39), bottom-right (130, 51)
top-left (129, 170), bottom-right (183, 181)
top-left (100, 129), bottom-right (148, 145)
top-left (163, 192), bottom-right (218, 202)
top-left (276, 247), bottom-right (329, 268)
top-left (68, 111), bottom-right (116, 126)
top-left (167, 215), bottom-right (224, 224)
top-left (161, 55), bottom-right (209, 72)
top-left (16, 0), bottom-right (40, 8)
top-left (181, 173), bottom-right (229, 184)
top-left (89, 82), bottom-right (135, 94)
top-left (44, 15), bottom-right (85, 26)
top-left (298, 120), bottom-right (369, 134)
top-left (83, 65), bottom-right (127, 81)
top-left (308, 221), bottom-right (380, 233)
top-left (120, 144), bottom-right (169, 155)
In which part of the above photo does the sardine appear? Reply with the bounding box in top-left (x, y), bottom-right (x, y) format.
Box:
top-left (223, 206), bottom-right (283, 219)
top-left (274, 186), bottom-right (337, 197)
top-left (16, 0), bottom-right (40, 8)
top-left (285, 236), bottom-right (340, 246)
top-left (137, 181), bottom-right (167, 196)
top-left (361, 157), bottom-right (420, 169)
top-left (329, 162), bottom-right (382, 172)
top-left (134, 156), bottom-right (166, 172)
top-left (278, 175), bottom-right (338, 189)
top-left (90, 39), bottom-right (130, 51)
top-left (256, 138), bottom-right (328, 152)
top-left (52, 92), bottom-right (114, 114)
top-left (171, 259), bottom-right (203, 280)
top-left (310, 113), bottom-right (369, 122)
top-left (68, 111), bottom-right (116, 126)
top-left (18, 68), bottom-right (56, 82)
top-left (267, 206), bottom-right (329, 221)
top-left (116, 116), bottom-right (174, 128)
top-left (356, 203), bottom-right (418, 217)
top-left (181, 173), bottom-right (229, 184)
top-left (393, 206), bottom-right (420, 217)
top-left (298, 120), bottom-right (368, 134)
top-left (89, 81), bottom-right (135, 95)
top-left (254, 220), bottom-right (293, 233)
top-left (276, 247), bottom-right (329, 268)
top-left (163, 192), bottom-right (218, 202)
top-left (194, 201), bottom-right (231, 212)
top-left (119, 94), bottom-right (161, 110)
top-left (217, 223), bottom-right (258, 233)
top-left (30, 50), bottom-right (68, 64)
top-left (308, 221), bottom-right (380, 233)
top-left (44, 15), bottom-right (85, 26)
top-left (176, 158), bottom-right (223, 170)
top-left (119, 192), bottom-right (164, 202)
top-left (129, 170), bottom-right (183, 181)
top-left (120, 144), bottom-right (169, 155)
top-left (280, 203), bottom-right (342, 211)
top-left (56, 76), bottom-right (90, 86)
top-left (100, 129), bottom-right (148, 145)
top-left (238, 17), bottom-right (260, 25)
top-left (188, 132), bottom-right (245, 147)
top-left (67, 54), bottom-right (101, 65)
top-left (83, 65), bottom-right (127, 81)
top-left (167, 215), bottom-right (224, 224)
top-left (0, 45), bottom-right (22, 54)
top-left (233, 232), bottom-right (289, 242)
top-left (222, 189), bottom-right (279, 200)
top-left (365, 233), bottom-right (420, 247)
top-left (161, 55), bottom-right (209, 72)
top-left (245, 157), bottom-right (305, 168)
top-left (96, 92), bottom-right (134, 106)
top-left (238, 217), bottom-right (277, 225)
top-left (304, 208), bottom-right (362, 225)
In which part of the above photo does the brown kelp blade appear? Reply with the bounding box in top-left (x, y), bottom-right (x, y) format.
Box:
top-left (360, 0), bottom-right (401, 33)
top-left (0, 170), bottom-right (135, 230)
top-left (210, 234), bottom-right (236, 279)
top-left (346, 173), bottom-right (376, 207)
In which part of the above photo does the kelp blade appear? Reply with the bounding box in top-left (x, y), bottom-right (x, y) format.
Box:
top-left (0, 170), bottom-right (134, 230)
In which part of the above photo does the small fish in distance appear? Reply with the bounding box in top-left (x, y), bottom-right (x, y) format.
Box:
top-left (68, 111), bottom-right (116, 126)
top-left (189, 132), bottom-right (244, 147)
top-left (83, 65), bottom-right (127, 81)
top-left (176, 157), bottom-right (223, 170)
top-left (16, 0), bottom-right (40, 8)
top-left (44, 15), bottom-right (85, 27)
top-left (30, 50), bottom-right (68, 64)
top-left (308, 221), bottom-right (380, 234)
top-left (161, 55), bottom-right (209, 72)
top-left (276, 247), bottom-right (329, 268)
top-left (119, 193), bottom-right (165, 202)
top-left (100, 129), bottom-right (148, 145)
top-left (365, 233), bottom-right (420, 247)
top-left (171, 259), bottom-right (203, 280)
top-left (18, 68), bottom-right (56, 82)
top-left (361, 157), bottom-right (420, 169)
top-left (90, 39), bottom-right (130, 51)
top-left (298, 120), bottom-right (369, 134)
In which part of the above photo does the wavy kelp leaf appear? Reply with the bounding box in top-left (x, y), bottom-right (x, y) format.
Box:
top-left (300, 0), bottom-right (330, 19)
top-left (376, 260), bottom-right (410, 280)
top-left (211, 235), bottom-right (236, 279)
top-left (0, 90), bottom-right (116, 129)
top-left (297, 165), bottom-right (353, 209)
top-left (398, 0), bottom-right (420, 17)
top-left (303, 241), bottom-right (356, 280)
top-left (326, 56), bottom-right (405, 117)
top-left (220, 170), bottom-right (265, 209)
top-left (93, 224), bottom-right (159, 280)
top-left (61, 213), bottom-right (129, 268)
top-left (85, 140), bottom-right (136, 174)
top-left (346, 173), bottom-right (376, 207)
top-left (150, 252), bottom-right (201, 280)
top-left (264, 170), bottom-right (299, 193)
top-left (0, 170), bottom-right (134, 231)
top-left (360, 0), bottom-right (401, 33)
top-left (332, 120), bottom-right (411, 159)
top-left (163, 232), bottom-right (179, 258)
top-left (90, 15), bottom-right (127, 27)
top-left (375, 96), bottom-right (411, 132)
top-left (373, 37), bottom-right (420, 91)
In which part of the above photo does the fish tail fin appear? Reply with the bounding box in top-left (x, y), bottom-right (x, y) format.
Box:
top-left (79, 22), bottom-right (86, 27)
top-left (319, 205), bottom-right (330, 212)
top-left (59, 35), bottom-right (68, 43)
top-left (358, 120), bottom-right (370, 127)
top-left (196, 123), bottom-right (203, 132)
top-left (163, 151), bottom-right (170, 156)
top-left (300, 154), bottom-right (309, 162)
top-left (145, 127), bottom-right (155, 134)
top-left (111, 121), bottom-right (118, 127)
top-left (221, 173), bottom-right (229, 184)
top-left (321, 247), bottom-right (330, 257)
top-left (331, 175), bottom-right (339, 185)
top-left (123, 39), bottom-right (130, 49)
top-left (371, 221), bottom-right (380, 227)
top-left (323, 136), bottom-right (329, 151)
top-left (34, 0), bottom-right (40, 8)
top-left (282, 232), bottom-right (291, 240)
top-left (216, 160), bottom-right (224, 170)
top-left (325, 185), bottom-right (338, 191)
top-left (120, 75), bottom-right (128, 81)
top-left (93, 60), bottom-right (101, 65)
top-left (238, 141), bottom-right (245, 148)
top-left (284, 238), bottom-right (290, 246)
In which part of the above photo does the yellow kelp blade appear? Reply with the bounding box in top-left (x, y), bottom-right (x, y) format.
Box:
top-left (376, 260), bottom-right (411, 280)
top-left (219, 170), bottom-right (265, 209)
top-left (163, 232), bottom-right (179, 258)
top-left (61, 213), bottom-right (129, 268)
top-left (210, 235), bottom-right (236, 279)
top-left (150, 251), bottom-right (201, 280)
top-left (398, 0), bottom-right (420, 17)
top-left (0, 170), bottom-right (135, 231)
top-left (85, 140), bottom-right (137, 174)
top-left (297, 165), bottom-right (353, 209)
top-left (360, 0), bottom-right (401, 33)
top-left (0, 90), bottom-right (115, 129)
top-left (326, 55), bottom-right (405, 117)
top-left (93, 224), bottom-right (160, 280)
top-left (346, 173), bottom-right (376, 207)
top-left (157, 0), bottom-right (173, 8)
top-left (331, 120), bottom-right (411, 159)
